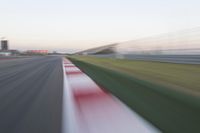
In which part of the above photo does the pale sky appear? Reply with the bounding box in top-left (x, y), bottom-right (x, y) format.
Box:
top-left (0, 0), bottom-right (200, 53)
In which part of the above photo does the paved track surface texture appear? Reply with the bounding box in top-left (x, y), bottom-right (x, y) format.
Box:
top-left (0, 56), bottom-right (63, 133)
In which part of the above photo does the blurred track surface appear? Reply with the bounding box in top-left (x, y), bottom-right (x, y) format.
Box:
top-left (0, 56), bottom-right (63, 133)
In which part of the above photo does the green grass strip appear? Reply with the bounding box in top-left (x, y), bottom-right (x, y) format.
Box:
top-left (70, 55), bottom-right (200, 94)
top-left (69, 57), bottom-right (200, 133)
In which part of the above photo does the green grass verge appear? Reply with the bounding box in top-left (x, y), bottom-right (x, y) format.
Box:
top-left (70, 55), bottom-right (200, 94)
top-left (68, 56), bottom-right (200, 133)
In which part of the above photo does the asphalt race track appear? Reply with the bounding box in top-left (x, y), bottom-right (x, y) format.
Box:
top-left (0, 56), bottom-right (63, 133)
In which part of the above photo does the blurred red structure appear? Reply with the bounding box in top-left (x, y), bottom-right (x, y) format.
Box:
top-left (27, 50), bottom-right (48, 54)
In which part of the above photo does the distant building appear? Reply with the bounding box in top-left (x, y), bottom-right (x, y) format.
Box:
top-left (26, 50), bottom-right (48, 55)
top-left (76, 43), bottom-right (118, 55)
top-left (0, 38), bottom-right (20, 56)
top-left (1, 40), bottom-right (8, 50)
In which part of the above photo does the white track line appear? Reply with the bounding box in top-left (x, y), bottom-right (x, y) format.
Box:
top-left (62, 58), bottom-right (160, 133)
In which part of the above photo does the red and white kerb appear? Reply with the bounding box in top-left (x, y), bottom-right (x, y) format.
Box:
top-left (62, 58), bottom-right (159, 133)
